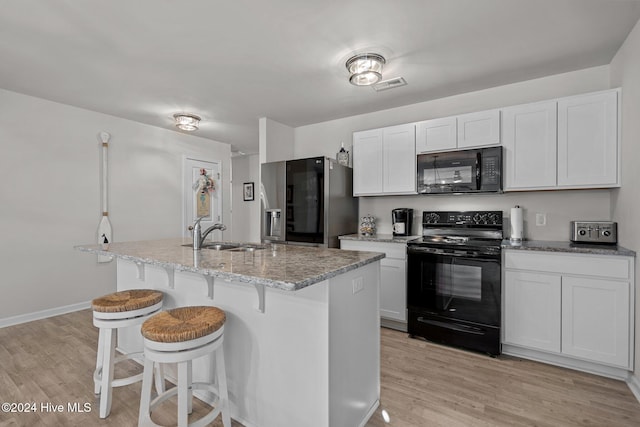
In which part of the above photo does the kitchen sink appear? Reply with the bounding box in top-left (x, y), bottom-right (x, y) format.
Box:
top-left (182, 242), bottom-right (268, 251)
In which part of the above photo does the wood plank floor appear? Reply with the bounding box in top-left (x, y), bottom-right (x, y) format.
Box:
top-left (0, 310), bottom-right (639, 426)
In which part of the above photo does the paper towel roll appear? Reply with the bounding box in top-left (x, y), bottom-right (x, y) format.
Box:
top-left (510, 206), bottom-right (524, 242)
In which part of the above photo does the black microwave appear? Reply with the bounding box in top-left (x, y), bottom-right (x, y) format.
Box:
top-left (417, 146), bottom-right (502, 194)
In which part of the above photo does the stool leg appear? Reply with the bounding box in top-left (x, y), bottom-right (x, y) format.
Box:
top-left (94, 327), bottom-right (105, 395)
top-left (177, 361), bottom-right (189, 427)
top-left (216, 347), bottom-right (231, 427)
top-left (138, 357), bottom-right (156, 427)
top-left (186, 360), bottom-right (193, 415)
top-left (154, 362), bottom-right (165, 395)
top-left (99, 328), bottom-right (116, 418)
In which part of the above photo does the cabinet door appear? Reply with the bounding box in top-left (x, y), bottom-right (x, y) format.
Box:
top-left (504, 271), bottom-right (561, 352)
top-left (561, 276), bottom-right (629, 368)
top-left (457, 109), bottom-right (501, 149)
top-left (503, 101), bottom-right (557, 190)
top-left (380, 258), bottom-right (407, 322)
top-left (557, 90), bottom-right (618, 187)
top-left (352, 129), bottom-right (383, 196)
top-left (382, 124), bottom-right (416, 194)
top-left (415, 117), bottom-right (457, 153)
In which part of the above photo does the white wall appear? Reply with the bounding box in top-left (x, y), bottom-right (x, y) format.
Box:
top-left (610, 18), bottom-right (640, 384)
top-left (293, 66), bottom-right (613, 240)
top-left (0, 88), bottom-right (231, 321)
top-left (231, 154), bottom-right (260, 242)
top-left (259, 117), bottom-right (294, 164)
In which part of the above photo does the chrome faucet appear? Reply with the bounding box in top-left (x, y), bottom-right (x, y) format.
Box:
top-left (190, 217), bottom-right (227, 250)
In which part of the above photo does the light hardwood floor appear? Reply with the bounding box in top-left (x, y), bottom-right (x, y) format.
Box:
top-left (1, 310), bottom-right (639, 426)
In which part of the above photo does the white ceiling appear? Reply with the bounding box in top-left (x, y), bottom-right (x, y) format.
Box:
top-left (1, 0), bottom-right (639, 154)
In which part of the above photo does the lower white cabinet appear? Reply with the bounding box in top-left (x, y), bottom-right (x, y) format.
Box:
top-left (503, 250), bottom-right (634, 376)
top-left (340, 239), bottom-right (407, 330)
top-left (561, 276), bottom-right (629, 367)
top-left (504, 271), bottom-right (561, 352)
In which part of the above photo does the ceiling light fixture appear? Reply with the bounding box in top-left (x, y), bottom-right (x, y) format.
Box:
top-left (173, 113), bottom-right (201, 131)
top-left (346, 53), bottom-right (386, 86)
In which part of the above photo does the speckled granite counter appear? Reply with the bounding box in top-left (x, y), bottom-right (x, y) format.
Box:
top-left (75, 237), bottom-right (385, 291)
top-left (501, 239), bottom-right (636, 257)
top-left (339, 233), bottom-right (420, 243)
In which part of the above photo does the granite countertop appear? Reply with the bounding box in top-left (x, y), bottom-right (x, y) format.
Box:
top-left (339, 233), bottom-right (420, 243)
top-left (75, 238), bottom-right (385, 291)
top-left (501, 239), bottom-right (636, 257)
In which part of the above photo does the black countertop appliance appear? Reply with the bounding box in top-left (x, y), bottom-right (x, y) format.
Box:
top-left (392, 208), bottom-right (413, 236)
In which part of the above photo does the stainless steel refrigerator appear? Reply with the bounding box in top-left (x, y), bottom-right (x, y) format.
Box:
top-left (260, 156), bottom-right (358, 248)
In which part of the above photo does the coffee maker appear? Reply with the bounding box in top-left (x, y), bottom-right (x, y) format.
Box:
top-left (392, 208), bottom-right (413, 236)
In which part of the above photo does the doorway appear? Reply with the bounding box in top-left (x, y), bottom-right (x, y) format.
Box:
top-left (182, 157), bottom-right (223, 239)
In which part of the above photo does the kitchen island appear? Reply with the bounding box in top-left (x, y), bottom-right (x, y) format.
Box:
top-left (76, 238), bottom-right (384, 427)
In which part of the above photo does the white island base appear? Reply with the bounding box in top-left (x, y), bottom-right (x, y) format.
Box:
top-left (115, 258), bottom-right (381, 427)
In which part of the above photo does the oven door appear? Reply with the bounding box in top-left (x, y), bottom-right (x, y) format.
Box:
top-left (407, 246), bottom-right (501, 326)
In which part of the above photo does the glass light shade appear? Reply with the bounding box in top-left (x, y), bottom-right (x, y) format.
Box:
top-left (346, 53), bottom-right (385, 86)
top-left (174, 113), bottom-right (201, 131)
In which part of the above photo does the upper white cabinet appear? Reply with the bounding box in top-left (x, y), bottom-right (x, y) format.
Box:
top-left (457, 109), bottom-right (501, 149)
top-left (503, 101), bottom-right (557, 189)
top-left (503, 89), bottom-right (620, 191)
top-left (353, 124), bottom-right (416, 196)
top-left (415, 109), bottom-right (500, 154)
top-left (415, 117), bottom-right (457, 153)
top-left (557, 90), bottom-right (618, 187)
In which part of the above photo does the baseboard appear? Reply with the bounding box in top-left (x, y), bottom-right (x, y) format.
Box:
top-left (502, 344), bottom-right (631, 380)
top-left (627, 373), bottom-right (640, 404)
top-left (0, 301), bottom-right (91, 328)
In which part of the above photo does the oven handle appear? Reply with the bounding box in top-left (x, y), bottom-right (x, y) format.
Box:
top-left (416, 317), bottom-right (486, 335)
top-left (408, 246), bottom-right (500, 260)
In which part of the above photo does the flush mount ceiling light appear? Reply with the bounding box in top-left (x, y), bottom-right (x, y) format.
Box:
top-left (173, 113), bottom-right (201, 131)
top-left (346, 53), bottom-right (386, 86)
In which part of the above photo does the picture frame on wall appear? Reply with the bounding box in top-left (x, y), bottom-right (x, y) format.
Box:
top-left (243, 182), bottom-right (254, 201)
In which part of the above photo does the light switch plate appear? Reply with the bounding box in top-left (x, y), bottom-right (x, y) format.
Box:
top-left (536, 213), bottom-right (547, 226)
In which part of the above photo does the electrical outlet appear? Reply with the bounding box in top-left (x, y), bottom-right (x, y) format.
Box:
top-left (352, 277), bottom-right (364, 294)
top-left (536, 213), bottom-right (547, 226)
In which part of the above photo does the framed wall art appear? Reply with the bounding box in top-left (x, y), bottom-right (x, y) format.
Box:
top-left (243, 182), bottom-right (254, 201)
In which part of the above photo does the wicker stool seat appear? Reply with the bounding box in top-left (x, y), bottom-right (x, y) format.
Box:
top-left (138, 306), bottom-right (231, 427)
top-left (92, 289), bottom-right (163, 313)
top-left (92, 289), bottom-right (164, 419)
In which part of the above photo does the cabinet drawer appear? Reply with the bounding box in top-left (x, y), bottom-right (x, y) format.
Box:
top-left (340, 240), bottom-right (406, 259)
top-left (504, 251), bottom-right (631, 280)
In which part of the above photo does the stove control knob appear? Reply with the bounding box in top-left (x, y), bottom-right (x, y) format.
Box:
top-left (488, 213), bottom-right (500, 224)
top-left (425, 213), bottom-right (440, 224)
top-left (602, 230), bottom-right (611, 237)
top-left (578, 229), bottom-right (587, 236)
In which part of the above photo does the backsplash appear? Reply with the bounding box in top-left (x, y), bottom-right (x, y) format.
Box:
top-left (358, 189), bottom-right (612, 241)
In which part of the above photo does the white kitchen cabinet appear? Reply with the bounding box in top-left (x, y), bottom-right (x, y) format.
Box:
top-left (557, 90), bottom-right (619, 187)
top-left (561, 276), bottom-right (629, 367)
top-left (340, 239), bottom-right (408, 330)
top-left (415, 109), bottom-right (500, 154)
top-left (503, 89), bottom-right (619, 191)
top-left (502, 250), bottom-right (634, 377)
top-left (502, 101), bottom-right (557, 190)
top-left (352, 129), bottom-right (383, 195)
top-left (415, 117), bottom-right (457, 153)
top-left (504, 270), bottom-right (561, 352)
top-left (353, 124), bottom-right (416, 196)
top-left (456, 109), bottom-right (501, 149)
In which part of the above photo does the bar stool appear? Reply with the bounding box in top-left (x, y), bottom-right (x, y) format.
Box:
top-left (138, 306), bottom-right (231, 427)
top-left (92, 289), bottom-right (164, 418)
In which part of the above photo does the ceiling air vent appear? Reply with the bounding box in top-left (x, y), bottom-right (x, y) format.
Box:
top-left (372, 77), bottom-right (407, 92)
